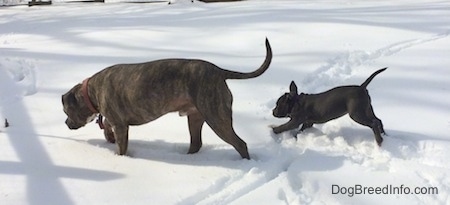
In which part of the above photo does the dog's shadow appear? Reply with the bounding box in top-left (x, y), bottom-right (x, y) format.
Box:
top-left (87, 138), bottom-right (248, 168)
top-left (85, 126), bottom-right (449, 170)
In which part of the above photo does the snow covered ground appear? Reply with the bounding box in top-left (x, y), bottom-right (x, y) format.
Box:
top-left (1, 0), bottom-right (449, 204)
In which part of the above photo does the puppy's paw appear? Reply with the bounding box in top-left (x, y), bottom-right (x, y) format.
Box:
top-left (289, 129), bottom-right (300, 139)
top-left (269, 128), bottom-right (283, 143)
top-left (268, 124), bottom-right (281, 134)
top-left (273, 127), bottom-right (283, 134)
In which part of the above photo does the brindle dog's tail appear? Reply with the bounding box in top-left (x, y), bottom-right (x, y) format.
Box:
top-left (222, 38), bottom-right (273, 80)
top-left (360, 67), bottom-right (387, 88)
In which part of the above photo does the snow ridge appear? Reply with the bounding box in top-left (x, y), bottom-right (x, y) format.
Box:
top-left (302, 31), bottom-right (450, 92)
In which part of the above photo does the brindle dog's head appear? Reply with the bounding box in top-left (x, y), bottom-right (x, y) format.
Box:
top-left (272, 81), bottom-right (299, 118)
top-left (62, 84), bottom-right (96, 130)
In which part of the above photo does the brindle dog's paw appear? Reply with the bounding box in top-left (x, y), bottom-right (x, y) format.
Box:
top-left (104, 131), bottom-right (115, 143)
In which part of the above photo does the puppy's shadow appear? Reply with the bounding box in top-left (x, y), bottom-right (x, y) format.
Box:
top-left (87, 138), bottom-right (247, 168)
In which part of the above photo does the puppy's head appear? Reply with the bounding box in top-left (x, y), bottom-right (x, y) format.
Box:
top-left (273, 81), bottom-right (299, 118)
top-left (62, 84), bottom-right (96, 130)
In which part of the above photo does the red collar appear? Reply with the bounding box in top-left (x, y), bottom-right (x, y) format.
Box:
top-left (82, 78), bottom-right (99, 113)
top-left (82, 78), bottom-right (104, 129)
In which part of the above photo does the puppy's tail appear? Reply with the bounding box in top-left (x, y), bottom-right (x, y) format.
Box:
top-left (223, 38), bottom-right (272, 79)
top-left (360, 67), bottom-right (387, 88)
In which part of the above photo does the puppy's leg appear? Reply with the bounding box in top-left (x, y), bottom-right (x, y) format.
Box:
top-left (272, 118), bottom-right (303, 134)
top-left (349, 111), bottom-right (383, 146)
top-left (367, 104), bottom-right (386, 135)
top-left (372, 116), bottom-right (385, 136)
top-left (372, 119), bottom-right (384, 144)
top-left (300, 122), bottom-right (313, 132)
top-left (103, 118), bottom-right (115, 143)
top-left (379, 119), bottom-right (386, 135)
top-left (187, 111), bottom-right (205, 154)
top-left (113, 125), bottom-right (129, 155)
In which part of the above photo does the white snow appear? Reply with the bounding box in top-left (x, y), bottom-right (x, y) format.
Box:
top-left (1, 0), bottom-right (449, 204)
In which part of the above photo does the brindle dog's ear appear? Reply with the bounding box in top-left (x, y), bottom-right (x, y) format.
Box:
top-left (62, 92), bottom-right (77, 106)
top-left (67, 92), bottom-right (77, 105)
top-left (289, 81), bottom-right (298, 96)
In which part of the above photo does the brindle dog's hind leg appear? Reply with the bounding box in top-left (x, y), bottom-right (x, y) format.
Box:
top-left (196, 83), bottom-right (250, 159)
top-left (206, 116), bottom-right (250, 159)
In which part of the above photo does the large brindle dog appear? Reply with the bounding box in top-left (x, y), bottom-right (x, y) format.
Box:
top-left (62, 39), bottom-right (272, 159)
top-left (272, 68), bottom-right (386, 146)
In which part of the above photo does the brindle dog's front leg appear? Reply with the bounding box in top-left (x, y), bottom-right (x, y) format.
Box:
top-left (103, 118), bottom-right (115, 143)
top-left (113, 125), bottom-right (129, 155)
top-left (272, 118), bottom-right (303, 134)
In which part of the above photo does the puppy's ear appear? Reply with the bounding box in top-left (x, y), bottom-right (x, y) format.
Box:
top-left (289, 81), bottom-right (298, 96)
